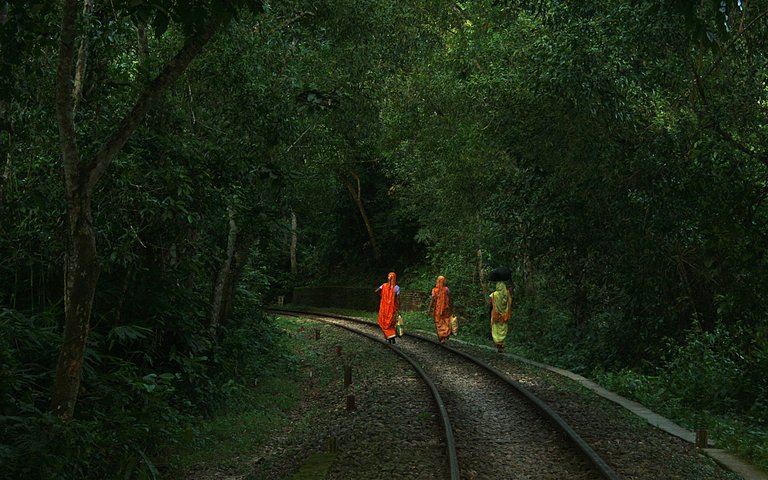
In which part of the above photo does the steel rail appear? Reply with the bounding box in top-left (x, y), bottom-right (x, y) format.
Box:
top-left (272, 310), bottom-right (461, 480)
top-left (271, 308), bottom-right (622, 480)
top-left (434, 337), bottom-right (621, 480)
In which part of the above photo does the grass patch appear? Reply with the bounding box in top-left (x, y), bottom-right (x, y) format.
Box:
top-left (172, 375), bottom-right (304, 470)
top-left (288, 453), bottom-right (337, 480)
top-left (167, 316), bottom-right (321, 477)
top-left (595, 369), bottom-right (768, 473)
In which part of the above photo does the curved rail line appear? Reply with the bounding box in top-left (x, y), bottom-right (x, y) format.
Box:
top-left (271, 308), bottom-right (622, 480)
top-left (273, 310), bottom-right (461, 480)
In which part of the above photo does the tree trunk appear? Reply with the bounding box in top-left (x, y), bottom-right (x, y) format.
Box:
top-left (136, 21), bottom-right (149, 83)
top-left (290, 210), bottom-right (298, 275)
top-left (211, 208), bottom-right (255, 333)
top-left (113, 267), bottom-right (135, 326)
top-left (51, 185), bottom-right (100, 418)
top-left (477, 246), bottom-right (488, 301)
top-left (211, 206), bottom-right (238, 333)
top-left (341, 171), bottom-right (381, 259)
top-left (523, 253), bottom-right (536, 296)
top-left (50, 0), bottom-right (222, 418)
top-left (220, 233), bottom-right (254, 327)
top-left (51, 0), bottom-right (86, 419)
top-left (71, 0), bottom-right (93, 114)
top-left (0, 109), bottom-right (12, 208)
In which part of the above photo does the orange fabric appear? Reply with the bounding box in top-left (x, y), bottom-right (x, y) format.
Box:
top-left (378, 272), bottom-right (398, 338)
top-left (431, 276), bottom-right (451, 342)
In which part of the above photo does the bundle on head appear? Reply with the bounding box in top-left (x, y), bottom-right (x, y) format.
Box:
top-left (488, 267), bottom-right (511, 282)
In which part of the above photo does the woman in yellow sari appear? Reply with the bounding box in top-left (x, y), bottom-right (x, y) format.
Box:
top-left (489, 281), bottom-right (511, 352)
top-left (427, 275), bottom-right (452, 344)
top-left (375, 272), bottom-right (400, 344)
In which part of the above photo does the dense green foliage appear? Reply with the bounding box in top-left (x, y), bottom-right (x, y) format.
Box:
top-left (1, 0), bottom-right (767, 476)
top-left (376, 0), bottom-right (768, 468)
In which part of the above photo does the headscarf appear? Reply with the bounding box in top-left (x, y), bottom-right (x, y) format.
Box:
top-left (431, 275), bottom-right (448, 316)
top-left (492, 281), bottom-right (509, 314)
top-left (379, 272), bottom-right (398, 316)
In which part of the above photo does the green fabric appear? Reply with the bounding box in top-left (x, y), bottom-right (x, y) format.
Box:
top-left (492, 321), bottom-right (508, 344)
top-left (492, 281), bottom-right (509, 314)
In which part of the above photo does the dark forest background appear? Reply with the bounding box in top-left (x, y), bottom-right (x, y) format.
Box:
top-left (2, 0), bottom-right (767, 477)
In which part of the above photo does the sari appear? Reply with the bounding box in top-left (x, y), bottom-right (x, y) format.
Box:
top-left (489, 281), bottom-right (511, 350)
top-left (377, 272), bottom-right (399, 340)
top-left (431, 276), bottom-right (452, 343)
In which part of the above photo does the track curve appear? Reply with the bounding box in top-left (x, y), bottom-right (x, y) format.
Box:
top-left (271, 309), bottom-right (622, 480)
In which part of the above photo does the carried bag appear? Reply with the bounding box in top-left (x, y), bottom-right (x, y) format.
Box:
top-left (395, 315), bottom-right (405, 337)
top-left (450, 315), bottom-right (459, 335)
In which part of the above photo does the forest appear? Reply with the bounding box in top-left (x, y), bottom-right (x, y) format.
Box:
top-left (1, 0), bottom-right (767, 478)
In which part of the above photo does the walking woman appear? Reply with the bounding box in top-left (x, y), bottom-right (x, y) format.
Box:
top-left (489, 281), bottom-right (512, 352)
top-left (375, 272), bottom-right (400, 344)
top-left (427, 275), bottom-right (452, 344)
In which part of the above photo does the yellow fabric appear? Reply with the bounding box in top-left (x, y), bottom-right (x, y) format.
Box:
top-left (490, 283), bottom-right (512, 347)
top-left (492, 282), bottom-right (510, 318)
top-left (491, 321), bottom-right (508, 345)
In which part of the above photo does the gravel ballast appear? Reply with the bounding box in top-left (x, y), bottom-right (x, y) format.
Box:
top-left (185, 314), bottom-right (742, 480)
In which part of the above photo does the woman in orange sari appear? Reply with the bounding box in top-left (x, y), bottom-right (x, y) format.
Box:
top-left (375, 272), bottom-right (400, 344)
top-left (427, 275), bottom-right (452, 344)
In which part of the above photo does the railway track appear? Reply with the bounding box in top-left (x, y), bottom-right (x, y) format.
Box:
top-left (271, 309), bottom-right (621, 480)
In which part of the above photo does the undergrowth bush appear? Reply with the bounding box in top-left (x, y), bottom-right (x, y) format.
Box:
top-left (592, 322), bottom-right (768, 471)
top-left (505, 295), bottom-right (589, 370)
top-left (0, 297), bottom-right (283, 480)
top-left (659, 323), bottom-right (747, 412)
top-left (595, 323), bottom-right (760, 417)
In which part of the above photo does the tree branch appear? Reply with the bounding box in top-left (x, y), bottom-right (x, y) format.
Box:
top-left (72, 0), bottom-right (93, 114)
top-left (704, 7), bottom-right (768, 78)
top-left (88, 17), bottom-right (222, 189)
top-left (708, 123), bottom-right (768, 167)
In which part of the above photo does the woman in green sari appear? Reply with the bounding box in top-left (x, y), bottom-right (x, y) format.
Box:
top-left (489, 281), bottom-right (511, 352)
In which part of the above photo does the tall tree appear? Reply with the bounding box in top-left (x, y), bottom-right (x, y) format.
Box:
top-left (51, 0), bottom-right (257, 419)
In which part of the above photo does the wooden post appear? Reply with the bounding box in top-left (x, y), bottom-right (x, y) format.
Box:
top-left (315, 329), bottom-right (320, 340)
top-left (695, 429), bottom-right (708, 449)
top-left (336, 345), bottom-right (342, 356)
top-left (346, 394), bottom-right (355, 411)
top-left (344, 365), bottom-right (352, 386)
top-left (326, 436), bottom-right (338, 453)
